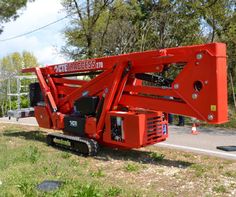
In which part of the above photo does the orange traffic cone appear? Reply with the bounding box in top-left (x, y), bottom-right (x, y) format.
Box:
top-left (191, 123), bottom-right (199, 135)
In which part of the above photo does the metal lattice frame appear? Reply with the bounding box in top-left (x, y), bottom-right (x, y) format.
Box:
top-left (7, 75), bottom-right (37, 110)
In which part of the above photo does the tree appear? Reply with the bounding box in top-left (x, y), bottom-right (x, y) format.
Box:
top-left (0, 51), bottom-right (38, 116)
top-left (0, 51), bottom-right (38, 78)
top-left (62, 0), bottom-right (204, 59)
top-left (0, 0), bottom-right (34, 34)
top-left (62, 0), bottom-right (114, 59)
top-left (61, 0), bottom-right (236, 107)
top-left (133, 0), bottom-right (203, 49)
top-left (190, 0), bottom-right (236, 104)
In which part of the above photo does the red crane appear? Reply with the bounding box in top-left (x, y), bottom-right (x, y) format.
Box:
top-left (23, 42), bottom-right (228, 155)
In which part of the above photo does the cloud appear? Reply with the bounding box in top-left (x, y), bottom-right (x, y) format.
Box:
top-left (35, 46), bottom-right (67, 65)
top-left (0, 0), bottom-right (69, 64)
top-left (2, 0), bottom-right (65, 35)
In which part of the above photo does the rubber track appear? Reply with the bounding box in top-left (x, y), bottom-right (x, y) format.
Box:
top-left (46, 132), bottom-right (99, 156)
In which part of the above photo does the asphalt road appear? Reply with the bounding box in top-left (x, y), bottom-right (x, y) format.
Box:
top-left (0, 116), bottom-right (38, 126)
top-left (0, 117), bottom-right (236, 160)
top-left (157, 125), bottom-right (236, 160)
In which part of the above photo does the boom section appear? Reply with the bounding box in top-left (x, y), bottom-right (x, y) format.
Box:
top-left (23, 43), bottom-right (228, 125)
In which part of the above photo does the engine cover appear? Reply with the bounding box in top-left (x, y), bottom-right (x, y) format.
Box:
top-left (103, 111), bottom-right (168, 148)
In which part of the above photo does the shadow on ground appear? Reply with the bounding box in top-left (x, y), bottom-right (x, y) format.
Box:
top-left (3, 130), bottom-right (47, 143)
top-left (3, 130), bottom-right (193, 169)
top-left (97, 147), bottom-right (193, 168)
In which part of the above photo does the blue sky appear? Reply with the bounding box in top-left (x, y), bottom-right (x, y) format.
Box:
top-left (0, 0), bottom-right (69, 65)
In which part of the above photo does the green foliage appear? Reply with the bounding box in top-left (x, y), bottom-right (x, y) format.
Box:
top-left (61, 0), bottom-right (236, 108)
top-left (224, 170), bottom-right (236, 178)
top-left (190, 164), bottom-right (207, 177)
top-left (0, 51), bottom-right (38, 117)
top-left (17, 180), bottom-right (36, 197)
top-left (192, 0), bottom-right (236, 105)
top-left (0, 51), bottom-right (38, 75)
top-left (60, 152), bottom-right (72, 159)
top-left (73, 184), bottom-right (102, 197)
top-left (149, 152), bottom-right (165, 162)
top-left (62, 0), bottom-right (204, 59)
top-left (213, 185), bottom-right (227, 193)
top-left (105, 186), bottom-right (122, 196)
top-left (90, 168), bottom-right (105, 178)
top-left (124, 162), bottom-right (140, 172)
top-left (22, 145), bottom-right (41, 164)
top-left (0, 0), bottom-right (34, 33)
top-left (21, 96), bottom-right (29, 108)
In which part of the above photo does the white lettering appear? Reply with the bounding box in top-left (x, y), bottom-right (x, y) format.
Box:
top-left (69, 120), bottom-right (78, 127)
top-left (54, 61), bottom-right (104, 73)
top-left (54, 64), bottom-right (68, 73)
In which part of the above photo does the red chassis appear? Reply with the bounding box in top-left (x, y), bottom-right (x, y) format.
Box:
top-left (23, 43), bottom-right (228, 150)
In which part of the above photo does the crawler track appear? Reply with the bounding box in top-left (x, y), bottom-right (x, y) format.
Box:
top-left (46, 132), bottom-right (99, 156)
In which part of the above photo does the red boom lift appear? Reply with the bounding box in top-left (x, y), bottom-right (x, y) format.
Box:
top-left (23, 43), bottom-right (228, 155)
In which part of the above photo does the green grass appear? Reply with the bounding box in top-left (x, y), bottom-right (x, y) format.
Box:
top-left (0, 124), bottom-right (236, 196)
top-left (190, 164), bottom-right (207, 177)
top-left (213, 185), bottom-right (227, 193)
top-left (90, 168), bottom-right (105, 178)
top-left (60, 152), bottom-right (72, 159)
top-left (72, 184), bottom-right (102, 197)
top-left (123, 163), bottom-right (140, 172)
top-left (105, 186), bottom-right (122, 196)
top-left (23, 145), bottom-right (41, 164)
top-left (224, 170), bottom-right (236, 178)
top-left (149, 152), bottom-right (165, 162)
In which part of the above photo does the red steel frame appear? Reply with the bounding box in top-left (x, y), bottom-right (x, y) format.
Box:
top-left (23, 42), bottom-right (228, 147)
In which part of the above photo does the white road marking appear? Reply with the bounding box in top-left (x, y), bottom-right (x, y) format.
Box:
top-left (0, 121), bottom-right (38, 127)
top-left (157, 142), bottom-right (236, 159)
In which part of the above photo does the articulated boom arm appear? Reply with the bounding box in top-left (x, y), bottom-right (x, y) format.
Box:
top-left (22, 43), bottom-right (228, 150)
